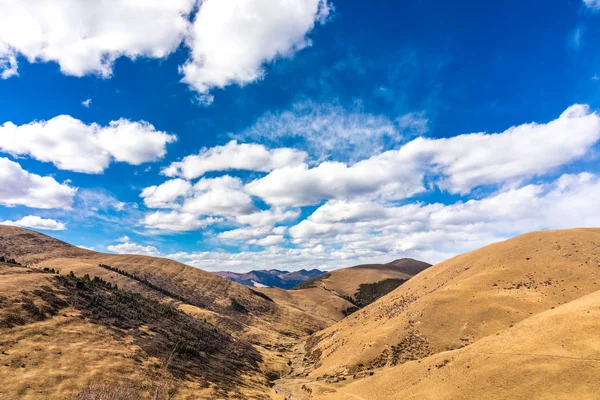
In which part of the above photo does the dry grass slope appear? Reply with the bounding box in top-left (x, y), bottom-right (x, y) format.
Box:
top-left (289, 228), bottom-right (600, 399)
top-left (322, 288), bottom-right (600, 399)
top-left (3, 226), bottom-right (599, 399)
top-left (0, 226), bottom-right (335, 398)
top-left (296, 258), bottom-right (431, 300)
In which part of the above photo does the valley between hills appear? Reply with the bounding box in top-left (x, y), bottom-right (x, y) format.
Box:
top-left (0, 225), bottom-right (599, 399)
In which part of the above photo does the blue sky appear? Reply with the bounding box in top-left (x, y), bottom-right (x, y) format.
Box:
top-left (1, 0), bottom-right (600, 271)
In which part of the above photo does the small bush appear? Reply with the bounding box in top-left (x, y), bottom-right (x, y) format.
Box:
top-left (354, 278), bottom-right (408, 307)
top-left (0, 313), bottom-right (27, 328)
top-left (249, 289), bottom-right (274, 303)
top-left (229, 298), bottom-right (248, 314)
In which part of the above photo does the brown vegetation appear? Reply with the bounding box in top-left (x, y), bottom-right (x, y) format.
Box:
top-left (3, 225), bottom-right (600, 399)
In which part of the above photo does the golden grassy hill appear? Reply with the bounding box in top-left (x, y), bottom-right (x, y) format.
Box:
top-left (303, 228), bottom-right (600, 379)
top-left (0, 225), bottom-right (333, 398)
top-left (0, 263), bottom-right (268, 399)
top-left (257, 287), bottom-right (356, 325)
top-left (0, 225), bottom-right (326, 339)
top-left (0, 225), bottom-right (90, 264)
top-left (4, 226), bottom-right (600, 399)
top-left (292, 287), bottom-right (600, 399)
top-left (263, 258), bottom-right (431, 326)
top-left (294, 258), bottom-right (431, 306)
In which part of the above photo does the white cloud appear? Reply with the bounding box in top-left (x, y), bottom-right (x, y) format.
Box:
top-left (245, 155), bottom-right (425, 207)
top-left (97, 120), bottom-right (177, 165)
top-left (163, 140), bottom-right (306, 180)
top-left (0, 115), bottom-right (176, 173)
top-left (0, 0), bottom-right (334, 100)
top-left (404, 104), bottom-right (600, 193)
top-left (117, 236), bottom-right (131, 242)
top-left (218, 225), bottom-right (275, 240)
top-left (249, 234), bottom-right (285, 246)
top-left (286, 172), bottom-right (600, 265)
top-left (218, 208), bottom-right (298, 240)
top-left (0, 157), bottom-right (76, 209)
top-left (139, 178), bottom-right (300, 235)
top-left (82, 99), bottom-right (91, 108)
top-left (0, 42), bottom-right (17, 79)
top-left (246, 104), bottom-right (600, 206)
top-left (141, 179), bottom-right (193, 209)
top-left (142, 211), bottom-right (220, 232)
top-left (142, 176), bottom-right (255, 215)
top-left (0, 0), bottom-right (195, 78)
top-left (0, 0), bottom-right (333, 99)
top-left (2, 215), bottom-right (66, 231)
top-left (235, 208), bottom-right (300, 227)
top-left (181, 176), bottom-right (256, 216)
top-left (180, 0), bottom-right (331, 94)
top-left (107, 242), bottom-right (161, 257)
top-left (141, 176), bottom-right (262, 232)
top-left (240, 101), bottom-right (407, 161)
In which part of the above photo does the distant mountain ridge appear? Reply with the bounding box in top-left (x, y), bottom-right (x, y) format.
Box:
top-left (215, 268), bottom-right (325, 289)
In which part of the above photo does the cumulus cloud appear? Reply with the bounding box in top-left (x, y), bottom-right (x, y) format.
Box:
top-left (0, 115), bottom-right (176, 173)
top-left (235, 208), bottom-right (300, 228)
top-left (108, 242), bottom-right (161, 257)
top-left (218, 208), bottom-right (299, 240)
top-left (117, 236), bottom-right (131, 242)
top-left (180, 0), bottom-right (331, 95)
top-left (166, 171), bottom-right (600, 271)
top-left (142, 211), bottom-right (221, 232)
top-left (139, 175), bottom-right (302, 235)
top-left (0, 0), bottom-right (332, 99)
top-left (249, 234), bottom-right (285, 246)
top-left (141, 176), bottom-right (267, 232)
top-left (245, 155), bottom-right (426, 207)
top-left (218, 226), bottom-right (275, 241)
top-left (403, 104), bottom-right (600, 194)
top-left (82, 99), bottom-right (92, 108)
top-left (0, 0), bottom-right (194, 78)
top-left (2, 215), bottom-right (66, 231)
top-left (163, 140), bottom-right (306, 180)
top-left (141, 179), bottom-right (193, 209)
top-left (240, 101), bottom-right (408, 160)
top-left (288, 172), bottom-right (600, 263)
top-left (142, 176), bottom-right (255, 214)
top-left (246, 104), bottom-right (600, 206)
top-left (0, 157), bottom-right (76, 209)
top-left (181, 176), bottom-right (256, 216)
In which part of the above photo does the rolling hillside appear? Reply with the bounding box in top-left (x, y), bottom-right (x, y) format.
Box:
top-left (274, 228), bottom-right (600, 399)
top-left (295, 258), bottom-right (431, 307)
top-left (3, 225), bottom-right (600, 399)
top-left (322, 289), bottom-right (600, 399)
top-left (0, 225), bottom-right (329, 399)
